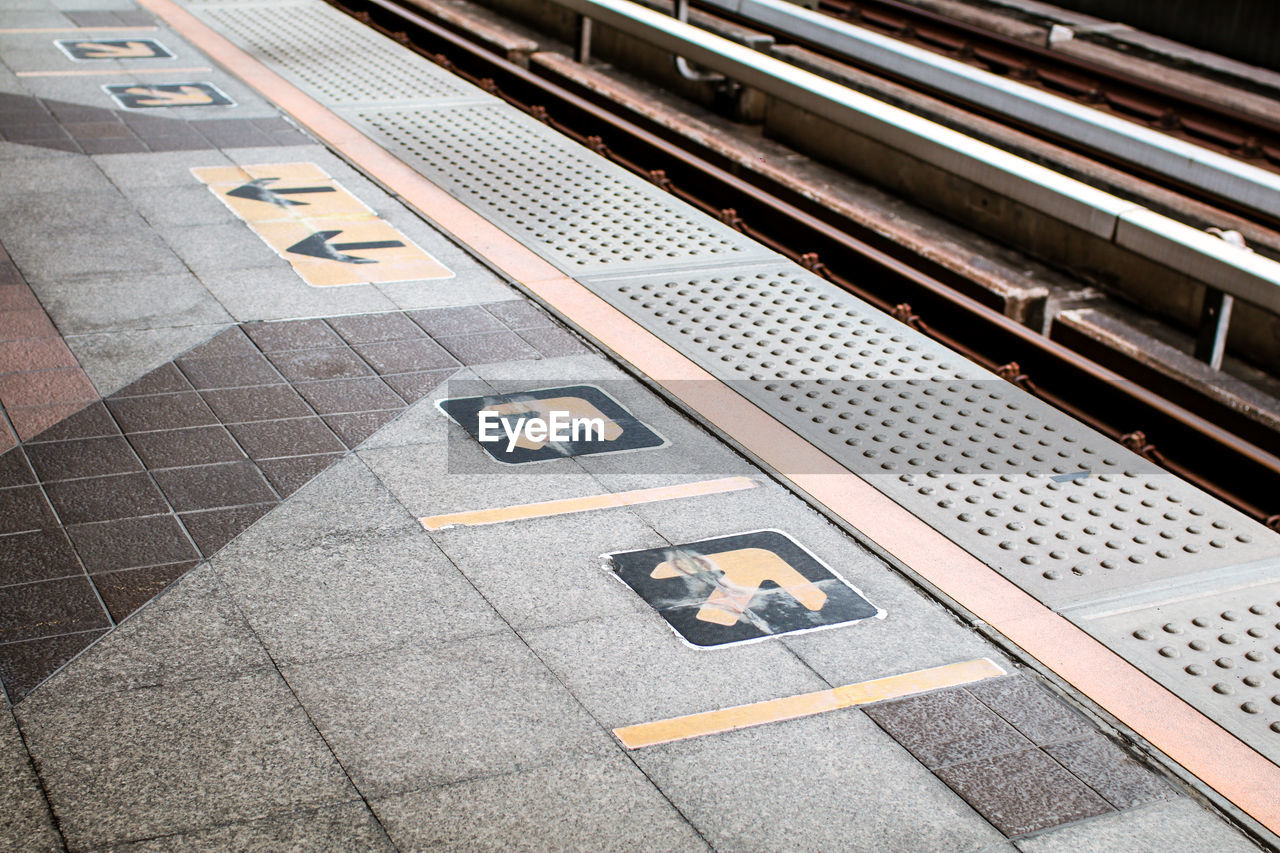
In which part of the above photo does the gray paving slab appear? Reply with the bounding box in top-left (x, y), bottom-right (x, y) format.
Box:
top-left (7, 221), bottom-right (187, 282)
top-left (359, 436), bottom-right (603, 517)
top-left (102, 802), bottom-right (394, 853)
top-left (632, 709), bottom-right (1007, 851)
top-left (210, 456), bottom-right (507, 664)
top-left (371, 750), bottom-right (707, 852)
top-left (125, 182), bottom-right (240, 228)
top-left (0, 187), bottom-right (136, 233)
top-left (426, 509), bottom-right (665, 631)
top-left (31, 270), bottom-right (231, 335)
top-left (157, 221), bottom-right (283, 277)
top-left (65, 323), bottom-right (231, 396)
top-left (524, 611), bottom-right (830, 728)
top-left (15, 670), bottom-right (356, 851)
top-left (197, 265), bottom-right (400, 322)
top-left (94, 149), bottom-right (234, 188)
top-left (1013, 797), bottom-right (1259, 852)
top-left (0, 139), bottom-right (80, 161)
top-left (19, 567), bottom-right (273, 709)
top-left (0, 708), bottom-right (61, 853)
top-left (282, 634), bottom-right (614, 797)
top-left (0, 156), bottom-right (109, 195)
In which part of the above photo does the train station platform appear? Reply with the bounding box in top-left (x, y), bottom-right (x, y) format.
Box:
top-left (0, 0), bottom-right (1277, 848)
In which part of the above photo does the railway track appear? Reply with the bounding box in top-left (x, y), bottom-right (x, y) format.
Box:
top-left (329, 0), bottom-right (1280, 528)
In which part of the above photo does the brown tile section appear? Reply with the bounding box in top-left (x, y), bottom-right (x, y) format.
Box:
top-left (966, 676), bottom-right (1095, 745)
top-left (0, 307), bottom-right (544, 701)
top-left (1044, 736), bottom-right (1176, 810)
top-left (435, 331), bottom-right (539, 365)
top-left (934, 748), bottom-right (1112, 837)
top-left (481, 300), bottom-right (556, 330)
top-left (864, 687), bottom-right (1032, 768)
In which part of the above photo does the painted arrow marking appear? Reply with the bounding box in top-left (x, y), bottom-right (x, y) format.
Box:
top-left (226, 178), bottom-right (337, 208)
top-left (73, 41), bottom-right (161, 58)
top-left (286, 230), bottom-right (405, 264)
top-left (651, 547), bottom-right (827, 626)
top-left (124, 85), bottom-right (212, 105)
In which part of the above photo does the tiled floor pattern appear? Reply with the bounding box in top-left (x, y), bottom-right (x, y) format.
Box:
top-left (0, 91), bottom-right (310, 156)
top-left (0, 241), bottom-right (99, 448)
top-left (865, 676), bottom-right (1176, 837)
top-left (0, 300), bottom-right (583, 703)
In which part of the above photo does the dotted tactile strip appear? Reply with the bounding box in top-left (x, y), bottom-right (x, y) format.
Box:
top-left (0, 303), bottom-right (578, 704)
top-left (194, 0), bottom-right (492, 106)
top-left (1067, 569), bottom-right (1280, 763)
top-left (345, 102), bottom-right (779, 276)
top-left (578, 263), bottom-right (1280, 611)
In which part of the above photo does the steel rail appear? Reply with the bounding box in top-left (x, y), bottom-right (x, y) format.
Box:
top-left (334, 0), bottom-right (1280, 526)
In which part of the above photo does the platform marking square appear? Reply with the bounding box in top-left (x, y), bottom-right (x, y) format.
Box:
top-left (57, 38), bottom-right (174, 61)
top-left (104, 81), bottom-right (232, 108)
top-left (607, 529), bottom-right (881, 647)
top-left (437, 384), bottom-right (666, 464)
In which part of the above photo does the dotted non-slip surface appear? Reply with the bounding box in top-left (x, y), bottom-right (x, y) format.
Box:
top-left (196, 0), bottom-right (490, 106)
top-left (579, 263), bottom-right (1280, 610)
top-left (348, 103), bottom-right (778, 275)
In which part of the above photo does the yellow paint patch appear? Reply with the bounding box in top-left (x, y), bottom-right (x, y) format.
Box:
top-left (420, 476), bottom-right (756, 530)
top-left (192, 162), bottom-right (452, 287)
top-left (614, 658), bottom-right (1006, 749)
top-left (651, 547), bottom-right (827, 626)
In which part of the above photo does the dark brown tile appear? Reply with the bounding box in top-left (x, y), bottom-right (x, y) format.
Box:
top-left (180, 503), bottom-right (275, 556)
top-left (78, 137), bottom-right (148, 155)
top-left (381, 369), bottom-right (456, 403)
top-left (482, 300), bottom-right (556, 330)
top-left (267, 348), bottom-right (373, 382)
top-left (0, 629), bottom-right (106, 702)
top-left (106, 392), bottom-right (218, 434)
top-left (353, 338), bottom-right (458, 375)
top-left (0, 486), bottom-right (56, 534)
top-left (200, 384), bottom-right (312, 423)
top-left (517, 326), bottom-right (589, 358)
top-left (323, 411), bottom-right (399, 447)
top-left (294, 377), bottom-right (403, 415)
top-left (44, 472), bottom-right (169, 525)
top-left (935, 748), bottom-right (1112, 837)
top-left (145, 136), bottom-right (215, 153)
top-left (93, 561), bottom-right (198, 622)
top-left (0, 576), bottom-right (110, 643)
top-left (110, 363), bottom-right (193, 398)
top-left (177, 353), bottom-right (283, 390)
top-left (66, 514), bottom-right (199, 574)
top-left (152, 462), bottom-right (278, 512)
top-left (180, 327), bottom-right (257, 360)
top-left (242, 319), bottom-right (343, 352)
top-left (127, 425), bottom-right (246, 469)
top-left (24, 401), bottom-right (119, 443)
top-left (966, 676), bottom-right (1095, 746)
top-left (435, 331), bottom-right (539, 365)
top-left (257, 453), bottom-right (343, 497)
top-left (864, 687), bottom-right (1032, 769)
top-left (193, 124), bottom-right (272, 148)
top-left (0, 448), bottom-right (35, 488)
top-left (24, 435), bottom-right (142, 482)
top-left (327, 312), bottom-right (425, 344)
top-left (227, 418), bottom-right (344, 459)
top-left (1044, 736), bottom-right (1176, 810)
top-left (409, 305), bottom-right (506, 337)
top-left (0, 528), bottom-right (81, 586)
top-left (63, 120), bottom-right (130, 139)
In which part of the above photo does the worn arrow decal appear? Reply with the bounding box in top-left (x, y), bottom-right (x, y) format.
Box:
top-left (651, 547), bottom-right (828, 626)
top-left (226, 178), bottom-right (337, 208)
top-left (74, 41), bottom-right (162, 59)
top-left (286, 230), bottom-right (405, 264)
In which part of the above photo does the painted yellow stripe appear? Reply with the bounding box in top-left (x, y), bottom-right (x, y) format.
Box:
top-left (16, 66), bottom-right (210, 77)
top-left (614, 658), bottom-right (1006, 749)
top-left (420, 476), bottom-right (756, 530)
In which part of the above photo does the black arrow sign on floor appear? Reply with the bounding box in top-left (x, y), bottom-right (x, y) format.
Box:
top-left (227, 178), bottom-right (337, 207)
top-left (286, 230), bottom-right (404, 264)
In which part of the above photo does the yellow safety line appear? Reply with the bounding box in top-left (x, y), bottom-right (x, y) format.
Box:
top-left (0, 27), bottom-right (160, 33)
top-left (15, 66), bottom-right (210, 77)
top-left (614, 658), bottom-right (1006, 749)
top-left (420, 476), bottom-right (756, 530)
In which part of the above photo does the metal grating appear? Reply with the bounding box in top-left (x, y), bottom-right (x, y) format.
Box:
top-left (579, 263), bottom-right (1280, 609)
top-left (195, 0), bottom-right (490, 106)
top-left (345, 103), bottom-right (778, 275)
top-left (1069, 567), bottom-right (1280, 761)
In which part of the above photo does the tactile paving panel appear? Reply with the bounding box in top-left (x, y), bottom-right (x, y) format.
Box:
top-left (579, 263), bottom-right (1280, 608)
top-left (1068, 567), bottom-right (1280, 762)
top-left (194, 0), bottom-right (491, 106)
top-left (345, 102), bottom-right (778, 275)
